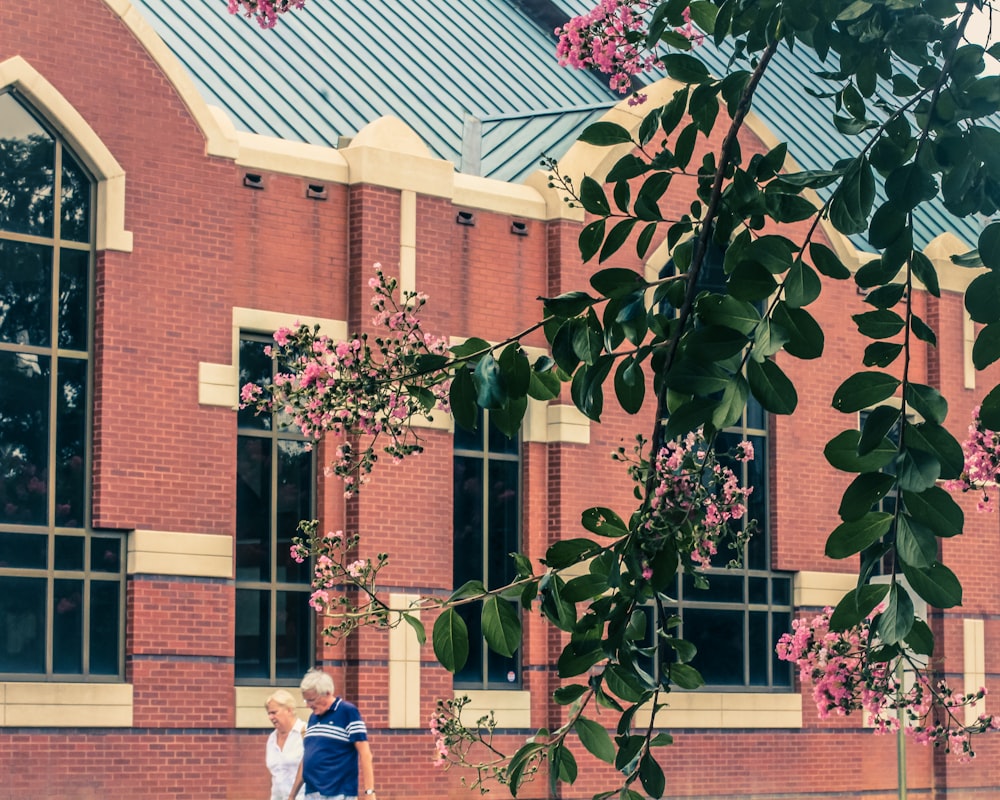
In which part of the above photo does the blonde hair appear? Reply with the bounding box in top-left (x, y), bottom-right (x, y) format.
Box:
top-left (266, 689), bottom-right (297, 710)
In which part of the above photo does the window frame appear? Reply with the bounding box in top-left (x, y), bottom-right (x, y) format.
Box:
top-left (234, 331), bottom-right (317, 685)
top-left (0, 89), bottom-right (126, 682)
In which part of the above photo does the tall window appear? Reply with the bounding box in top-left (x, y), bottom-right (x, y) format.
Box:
top-left (651, 244), bottom-right (792, 689)
top-left (235, 334), bottom-right (315, 683)
top-left (0, 90), bottom-right (124, 679)
top-left (453, 410), bottom-right (520, 688)
top-left (644, 403), bottom-right (793, 688)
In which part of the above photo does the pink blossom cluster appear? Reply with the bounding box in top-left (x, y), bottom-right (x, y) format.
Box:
top-left (944, 405), bottom-right (999, 512)
top-left (429, 713), bottom-right (449, 767)
top-left (227, 0), bottom-right (304, 29)
top-left (241, 264), bottom-right (451, 497)
top-left (555, 0), bottom-right (661, 99)
top-left (289, 520), bottom-right (390, 639)
top-left (638, 431), bottom-right (753, 569)
top-left (777, 607), bottom-right (999, 760)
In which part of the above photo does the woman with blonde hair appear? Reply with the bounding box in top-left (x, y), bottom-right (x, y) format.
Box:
top-left (265, 689), bottom-right (306, 800)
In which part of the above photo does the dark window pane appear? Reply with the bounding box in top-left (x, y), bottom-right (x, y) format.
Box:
top-left (275, 590), bottom-right (312, 679)
top-left (0, 532), bottom-right (47, 568)
top-left (454, 406), bottom-right (484, 452)
top-left (685, 608), bottom-right (743, 686)
top-left (748, 576), bottom-right (768, 604)
top-left (236, 436), bottom-right (271, 581)
top-left (695, 573), bottom-right (744, 603)
top-left (745, 436), bottom-right (767, 570)
top-left (0, 240), bottom-right (53, 346)
top-left (60, 151), bottom-right (91, 243)
top-left (276, 440), bottom-right (312, 584)
top-left (91, 537), bottom-right (121, 573)
top-left (55, 356), bottom-right (87, 528)
top-left (0, 94), bottom-right (54, 237)
top-left (0, 350), bottom-right (51, 526)
top-left (238, 338), bottom-right (272, 430)
top-left (89, 579), bottom-right (120, 675)
top-left (454, 601), bottom-right (484, 686)
top-left (0, 575), bottom-right (45, 672)
top-left (52, 577), bottom-right (83, 673)
top-left (58, 249), bottom-right (89, 350)
top-left (772, 576), bottom-right (791, 606)
top-left (487, 459), bottom-right (519, 587)
top-left (453, 456), bottom-right (484, 587)
top-left (488, 422), bottom-right (518, 455)
top-left (746, 395), bottom-right (766, 431)
top-left (54, 535), bottom-right (84, 570)
top-left (749, 611), bottom-right (769, 686)
top-left (235, 588), bottom-right (269, 679)
top-left (771, 611), bottom-right (794, 687)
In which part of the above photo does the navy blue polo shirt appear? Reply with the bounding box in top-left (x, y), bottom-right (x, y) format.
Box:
top-left (302, 697), bottom-right (368, 797)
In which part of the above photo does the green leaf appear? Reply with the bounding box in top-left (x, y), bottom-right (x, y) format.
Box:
top-left (614, 357), bottom-right (646, 415)
top-left (876, 583), bottom-right (915, 644)
top-left (908, 313), bottom-right (935, 347)
top-left (695, 294), bottom-right (761, 334)
top-left (910, 252), bottom-right (940, 297)
top-left (863, 341), bottom-right (903, 367)
top-left (904, 383), bottom-right (947, 425)
top-left (858, 404), bottom-right (900, 456)
top-left (432, 608), bottom-right (469, 673)
top-left (897, 446), bottom-right (940, 492)
top-left (553, 684), bottom-right (587, 705)
top-left (660, 52), bottom-right (711, 83)
top-left (885, 163), bottom-right (938, 210)
top-left (579, 175), bottom-right (611, 216)
top-left (557, 639), bottom-right (604, 677)
top-left (896, 515), bottom-right (938, 569)
top-left (742, 235), bottom-right (799, 274)
top-left (669, 662), bottom-right (704, 690)
top-left (973, 322), bottom-right (1000, 370)
top-left (853, 309), bottom-right (905, 339)
top-left (772, 303), bottom-right (824, 359)
top-left (591, 267), bottom-right (646, 299)
top-left (750, 317), bottom-right (790, 360)
top-left (905, 618), bottom-right (934, 656)
top-left (482, 597), bottom-right (521, 658)
top-left (966, 272), bottom-right (1000, 323)
top-left (448, 579), bottom-right (487, 601)
top-left (829, 583), bottom-right (889, 630)
top-left (902, 486), bottom-right (964, 537)
top-left (543, 291), bottom-right (597, 319)
top-left (575, 718), bottom-right (616, 764)
top-left (907, 422), bottom-right (964, 480)
top-left (838, 472), bottom-right (897, 522)
top-left (603, 665), bottom-right (648, 703)
top-left (577, 122), bottom-right (633, 146)
top-left (825, 512), bottom-right (894, 559)
top-left (900, 560), bottom-right (963, 609)
top-left (981, 383), bottom-right (1000, 430)
top-left (579, 219), bottom-right (606, 262)
top-left (551, 743), bottom-right (577, 785)
top-left (544, 538), bottom-right (602, 568)
top-left (783, 260), bottom-right (821, 308)
top-left (639, 752), bottom-right (666, 799)
top-left (830, 156), bottom-right (876, 235)
top-left (508, 742), bottom-right (545, 797)
top-left (686, 325), bottom-right (749, 360)
top-left (562, 573), bottom-right (609, 602)
top-left (810, 242), bottom-right (852, 279)
top-left (712, 374), bottom-right (749, 430)
top-left (581, 507), bottom-right (629, 538)
top-left (832, 371), bottom-right (901, 413)
top-left (824, 430), bottom-right (896, 473)
top-left (746, 358), bottom-right (797, 414)
top-left (979, 222), bottom-right (1000, 270)
top-left (450, 367), bottom-right (477, 432)
top-left (401, 612), bottom-right (426, 646)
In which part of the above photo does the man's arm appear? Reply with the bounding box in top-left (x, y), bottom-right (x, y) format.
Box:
top-left (357, 740), bottom-right (374, 795)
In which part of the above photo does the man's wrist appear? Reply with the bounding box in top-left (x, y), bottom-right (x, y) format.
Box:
top-left (364, 790), bottom-right (376, 795)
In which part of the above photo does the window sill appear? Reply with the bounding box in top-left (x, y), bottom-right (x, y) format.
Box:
top-left (456, 689), bottom-right (531, 729)
top-left (0, 681), bottom-right (132, 727)
top-left (633, 691), bottom-right (802, 729)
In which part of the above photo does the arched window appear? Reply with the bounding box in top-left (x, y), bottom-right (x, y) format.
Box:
top-left (0, 90), bottom-right (124, 679)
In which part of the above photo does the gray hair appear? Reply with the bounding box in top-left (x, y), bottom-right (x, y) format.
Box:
top-left (266, 689), bottom-right (297, 710)
top-left (300, 668), bottom-right (335, 696)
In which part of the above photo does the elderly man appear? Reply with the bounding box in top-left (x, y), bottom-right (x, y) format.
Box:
top-left (288, 668), bottom-right (376, 800)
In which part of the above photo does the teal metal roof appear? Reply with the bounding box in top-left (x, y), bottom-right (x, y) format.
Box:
top-left (129, 0), bottom-right (993, 247)
top-left (129, 0), bottom-right (615, 182)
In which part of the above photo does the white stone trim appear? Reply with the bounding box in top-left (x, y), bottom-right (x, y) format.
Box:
top-left (127, 529), bottom-right (232, 578)
top-left (0, 681), bottom-right (132, 727)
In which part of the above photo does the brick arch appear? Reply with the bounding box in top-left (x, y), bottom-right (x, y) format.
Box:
top-left (0, 55), bottom-right (133, 252)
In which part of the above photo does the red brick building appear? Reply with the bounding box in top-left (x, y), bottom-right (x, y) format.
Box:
top-left (2, 1), bottom-right (999, 798)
